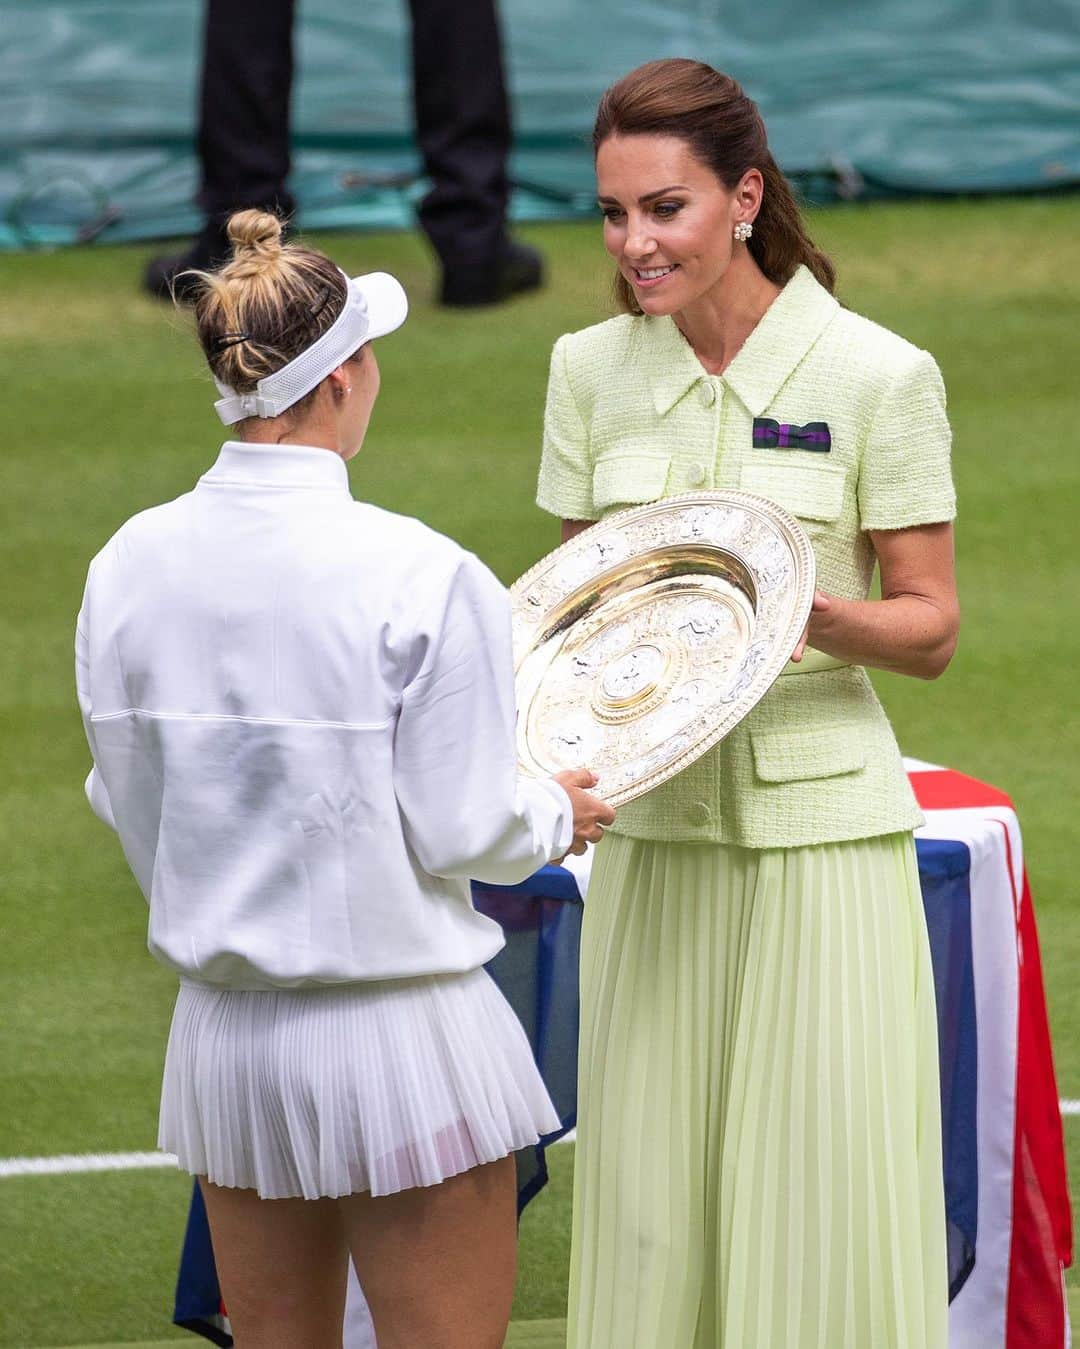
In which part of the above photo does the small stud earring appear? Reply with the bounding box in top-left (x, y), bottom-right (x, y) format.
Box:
top-left (733, 221), bottom-right (753, 242)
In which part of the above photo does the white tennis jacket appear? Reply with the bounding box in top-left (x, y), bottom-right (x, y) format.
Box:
top-left (76, 441), bottom-right (572, 989)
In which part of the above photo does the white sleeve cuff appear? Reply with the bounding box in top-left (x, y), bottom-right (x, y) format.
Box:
top-left (534, 778), bottom-right (575, 860)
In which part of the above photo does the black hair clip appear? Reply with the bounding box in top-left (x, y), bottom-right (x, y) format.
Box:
top-left (309, 284), bottom-right (336, 321)
top-left (213, 331), bottom-right (251, 350)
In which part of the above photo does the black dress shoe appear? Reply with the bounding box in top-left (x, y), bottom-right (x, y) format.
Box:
top-left (143, 221), bottom-right (233, 303)
top-left (439, 239), bottom-right (544, 307)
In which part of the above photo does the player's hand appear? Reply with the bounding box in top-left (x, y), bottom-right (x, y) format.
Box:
top-left (553, 768), bottom-right (616, 857)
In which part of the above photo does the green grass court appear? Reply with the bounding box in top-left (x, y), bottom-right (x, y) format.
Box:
top-left (2, 197), bottom-right (1079, 1346)
top-left (38, 1328), bottom-right (568, 1349)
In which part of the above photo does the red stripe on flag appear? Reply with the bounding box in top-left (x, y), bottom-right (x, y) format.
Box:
top-left (1005, 869), bottom-right (1073, 1346)
top-left (907, 769), bottom-right (1014, 812)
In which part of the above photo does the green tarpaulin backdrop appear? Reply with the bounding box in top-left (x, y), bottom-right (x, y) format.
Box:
top-left (2, 0), bottom-right (1078, 249)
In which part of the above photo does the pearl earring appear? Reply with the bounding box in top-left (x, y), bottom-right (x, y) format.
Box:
top-left (733, 221), bottom-right (753, 242)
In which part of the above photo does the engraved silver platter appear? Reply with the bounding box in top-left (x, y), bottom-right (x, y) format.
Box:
top-left (511, 491), bottom-right (816, 805)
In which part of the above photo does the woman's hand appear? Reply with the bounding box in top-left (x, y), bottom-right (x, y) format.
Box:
top-left (552, 768), bottom-right (616, 857)
top-left (794, 523), bottom-right (960, 680)
top-left (790, 590), bottom-right (832, 662)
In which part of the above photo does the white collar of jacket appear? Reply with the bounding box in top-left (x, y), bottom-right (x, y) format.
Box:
top-left (644, 265), bottom-right (840, 419)
top-left (198, 440), bottom-right (351, 493)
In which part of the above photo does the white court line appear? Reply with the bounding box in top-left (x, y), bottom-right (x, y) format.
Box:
top-left (0, 1108), bottom-right (1076, 1177)
top-left (0, 1150), bottom-right (179, 1178)
top-left (0, 1131), bottom-right (577, 1178)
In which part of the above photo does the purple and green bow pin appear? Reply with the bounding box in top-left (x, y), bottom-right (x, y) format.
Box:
top-left (753, 418), bottom-right (831, 452)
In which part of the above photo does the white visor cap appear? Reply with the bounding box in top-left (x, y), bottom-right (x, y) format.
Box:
top-left (213, 270), bottom-right (408, 424)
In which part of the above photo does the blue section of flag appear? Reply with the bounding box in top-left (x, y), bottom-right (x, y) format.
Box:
top-left (916, 836), bottom-right (979, 1300)
top-left (477, 862), bottom-right (583, 904)
top-left (474, 881), bottom-right (584, 1210)
top-left (173, 1180), bottom-right (230, 1345)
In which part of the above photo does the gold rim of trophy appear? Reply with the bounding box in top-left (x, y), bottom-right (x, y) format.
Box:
top-left (510, 491), bottom-right (817, 806)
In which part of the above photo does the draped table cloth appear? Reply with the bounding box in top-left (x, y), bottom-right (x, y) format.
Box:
top-left (173, 761), bottom-right (1072, 1348)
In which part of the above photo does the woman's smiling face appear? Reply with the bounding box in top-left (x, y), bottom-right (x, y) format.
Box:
top-left (596, 133), bottom-right (750, 316)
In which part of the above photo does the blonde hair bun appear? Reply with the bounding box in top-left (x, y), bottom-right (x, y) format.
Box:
top-left (193, 213), bottom-right (347, 412)
top-left (226, 209), bottom-right (284, 258)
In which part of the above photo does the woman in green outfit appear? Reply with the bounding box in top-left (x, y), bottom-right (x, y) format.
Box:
top-left (536, 59), bottom-right (959, 1348)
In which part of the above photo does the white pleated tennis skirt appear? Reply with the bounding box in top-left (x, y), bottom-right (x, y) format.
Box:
top-left (158, 967), bottom-right (560, 1200)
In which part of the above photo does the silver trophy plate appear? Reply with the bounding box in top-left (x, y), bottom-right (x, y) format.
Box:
top-left (511, 491), bottom-right (816, 805)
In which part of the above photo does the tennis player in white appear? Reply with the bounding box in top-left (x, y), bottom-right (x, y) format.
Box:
top-left (76, 209), bottom-right (613, 1348)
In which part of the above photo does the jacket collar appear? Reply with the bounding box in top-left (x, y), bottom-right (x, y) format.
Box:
top-left (198, 440), bottom-right (351, 493)
top-left (645, 265), bottom-right (840, 419)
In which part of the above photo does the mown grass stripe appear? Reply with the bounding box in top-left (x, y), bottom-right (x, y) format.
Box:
top-left (47, 1323), bottom-right (570, 1349)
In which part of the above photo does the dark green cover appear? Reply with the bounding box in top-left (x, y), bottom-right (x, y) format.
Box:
top-left (2, 0), bottom-right (1077, 249)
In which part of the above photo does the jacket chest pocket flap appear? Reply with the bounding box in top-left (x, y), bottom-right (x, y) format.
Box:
top-left (740, 460), bottom-right (845, 523)
top-left (751, 724), bottom-right (864, 783)
top-left (593, 451), bottom-right (672, 512)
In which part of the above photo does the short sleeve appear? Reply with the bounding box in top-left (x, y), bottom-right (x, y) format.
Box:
top-left (857, 350), bottom-right (956, 530)
top-left (536, 335), bottom-right (597, 521)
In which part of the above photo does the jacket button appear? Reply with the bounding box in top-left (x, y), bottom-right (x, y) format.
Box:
top-left (699, 381), bottom-right (716, 408)
top-left (687, 462), bottom-right (707, 486)
top-left (688, 801), bottom-right (712, 826)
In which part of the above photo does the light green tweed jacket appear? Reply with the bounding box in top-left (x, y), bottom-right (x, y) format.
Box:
top-left (536, 265), bottom-right (956, 849)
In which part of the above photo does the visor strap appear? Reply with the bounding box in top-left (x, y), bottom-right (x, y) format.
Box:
top-left (213, 272), bottom-right (368, 424)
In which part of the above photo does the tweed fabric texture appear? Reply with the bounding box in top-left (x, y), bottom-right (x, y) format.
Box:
top-left (536, 266), bottom-right (955, 848)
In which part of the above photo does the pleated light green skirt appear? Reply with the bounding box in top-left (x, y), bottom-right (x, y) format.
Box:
top-left (568, 831), bottom-right (947, 1349)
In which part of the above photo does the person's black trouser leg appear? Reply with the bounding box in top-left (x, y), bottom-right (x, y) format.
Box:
top-left (407, 0), bottom-right (511, 268)
top-left (197, 0), bottom-right (297, 227)
top-left (144, 0), bottom-right (296, 295)
top-left (148, 0), bottom-right (537, 303)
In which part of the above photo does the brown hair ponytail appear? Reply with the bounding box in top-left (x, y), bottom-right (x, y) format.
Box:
top-left (593, 59), bottom-right (835, 314)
